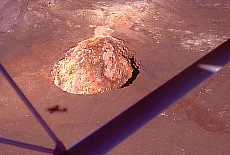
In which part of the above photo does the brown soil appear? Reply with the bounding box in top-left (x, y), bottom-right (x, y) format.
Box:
top-left (0, 0), bottom-right (229, 154)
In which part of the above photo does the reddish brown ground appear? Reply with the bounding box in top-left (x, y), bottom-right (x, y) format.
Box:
top-left (0, 0), bottom-right (229, 155)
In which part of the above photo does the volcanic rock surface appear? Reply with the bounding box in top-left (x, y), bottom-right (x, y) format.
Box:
top-left (51, 36), bottom-right (139, 94)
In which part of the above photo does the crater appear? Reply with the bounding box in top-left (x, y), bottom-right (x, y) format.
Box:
top-left (51, 36), bottom-right (139, 94)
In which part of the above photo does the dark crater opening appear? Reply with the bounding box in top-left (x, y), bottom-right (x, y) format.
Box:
top-left (121, 58), bottom-right (140, 88)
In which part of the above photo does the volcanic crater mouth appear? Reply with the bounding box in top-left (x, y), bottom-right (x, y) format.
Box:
top-left (51, 36), bottom-right (140, 95)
